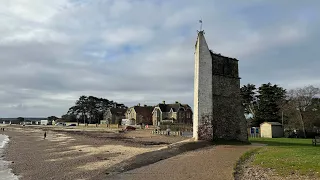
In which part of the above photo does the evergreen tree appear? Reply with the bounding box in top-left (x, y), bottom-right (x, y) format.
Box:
top-left (240, 83), bottom-right (258, 117)
top-left (254, 83), bottom-right (286, 126)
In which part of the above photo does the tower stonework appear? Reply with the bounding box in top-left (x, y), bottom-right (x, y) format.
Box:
top-left (193, 31), bottom-right (248, 142)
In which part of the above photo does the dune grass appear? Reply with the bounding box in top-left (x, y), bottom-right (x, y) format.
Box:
top-left (250, 138), bottom-right (320, 177)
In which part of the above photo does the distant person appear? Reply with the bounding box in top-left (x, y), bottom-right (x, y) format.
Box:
top-left (44, 131), bottom-right (47, 139)
top-left (166, 128), bottom-right (171, 136)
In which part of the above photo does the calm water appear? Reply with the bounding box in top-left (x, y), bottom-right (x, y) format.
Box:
top-left (0, 134), bottom-right (19, 180)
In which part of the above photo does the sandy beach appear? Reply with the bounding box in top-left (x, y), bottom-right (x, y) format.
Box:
top-left (1, 126), bottom-right (189, 180)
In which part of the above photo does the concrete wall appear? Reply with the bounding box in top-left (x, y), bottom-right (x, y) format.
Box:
top-left (193, 31), bottom-right (213, 140)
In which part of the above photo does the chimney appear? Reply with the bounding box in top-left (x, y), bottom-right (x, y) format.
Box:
top-left (162, 101), bottom-right (165, 104)
top-left (138, 103), bottom-right (140, 106)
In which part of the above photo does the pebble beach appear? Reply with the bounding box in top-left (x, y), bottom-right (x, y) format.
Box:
top-left (1, 126), bottom-right (186, 180)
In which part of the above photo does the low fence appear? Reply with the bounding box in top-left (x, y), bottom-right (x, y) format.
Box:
top-left (151, 129), bottom-right (193, 137)
top-left (152, 130), bottom-right (182, 136)
top-left (249, 133), bottom-right (261, 138)
top-left (159, 124), bottom-right (193, 132)
top-left (108, 124), bottom-right (119, 128)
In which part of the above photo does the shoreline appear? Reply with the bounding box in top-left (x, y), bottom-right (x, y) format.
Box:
top-left (0, 126), bottom-right (189, 180)
top-left (0, 134), bottom-right (19, 180)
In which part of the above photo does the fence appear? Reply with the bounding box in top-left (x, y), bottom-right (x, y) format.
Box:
top-left (159, 124), bottom-right (193, 132)
top-left (152, 129), bottom-right (183, 136)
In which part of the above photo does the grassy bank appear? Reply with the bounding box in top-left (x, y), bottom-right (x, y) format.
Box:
top-left (250, 138), bottom-right (320, 177)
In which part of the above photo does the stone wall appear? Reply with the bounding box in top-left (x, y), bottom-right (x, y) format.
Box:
top-left (193, 31), bottom-right (248, 142)
top-left (211, 58), bottom-right (248, 141)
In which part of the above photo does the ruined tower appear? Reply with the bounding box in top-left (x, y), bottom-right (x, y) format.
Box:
top-left (193, 31), bottom-right (248, 142)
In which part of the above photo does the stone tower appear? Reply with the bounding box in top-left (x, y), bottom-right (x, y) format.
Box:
top-left (193, 31), bottom-right (248, 142)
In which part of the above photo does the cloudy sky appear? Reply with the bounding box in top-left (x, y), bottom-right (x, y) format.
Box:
top-left (0, 0), bottom-right (319, 117)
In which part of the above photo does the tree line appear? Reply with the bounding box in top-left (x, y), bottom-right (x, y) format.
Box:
top-left (241, 83), bottom-right (320, 138)
top-left (13, 82), bottom-right (318, 138)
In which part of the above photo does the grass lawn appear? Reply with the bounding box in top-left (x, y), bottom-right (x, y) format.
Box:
top-left (250, 138), bottom-right (320, 177)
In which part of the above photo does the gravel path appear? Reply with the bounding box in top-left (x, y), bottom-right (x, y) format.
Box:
top-left (108, 145), bottom-right (257, 180)
top-left (238, 155), bottom-right (320, 180)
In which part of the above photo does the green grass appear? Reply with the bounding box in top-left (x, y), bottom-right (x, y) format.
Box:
top-left (250, 138), bottom-right (320, 177)
top-left (234, 147), bottom-right (262, 178)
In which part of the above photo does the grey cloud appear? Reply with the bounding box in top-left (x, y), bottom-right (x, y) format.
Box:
top-left (0, 0), bottom-right (319, 117)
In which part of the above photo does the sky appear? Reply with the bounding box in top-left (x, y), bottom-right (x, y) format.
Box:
top-left (0, 0), bottom-right (319, 118)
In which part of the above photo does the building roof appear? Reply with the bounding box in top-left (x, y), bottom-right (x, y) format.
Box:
top-left (262, 122), bottom-right (282, 126)
top-left (0, 117), bottom-right (47, 121)
top-left (134, 106), bottom-right (154, 117)
top-left (109, 108), bottom-right (127, 116)
top-left (156, 102), bottom-right (191, 112)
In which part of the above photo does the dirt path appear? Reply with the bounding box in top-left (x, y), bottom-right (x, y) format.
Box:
top-left (108, 145), bottom-right (258, 180)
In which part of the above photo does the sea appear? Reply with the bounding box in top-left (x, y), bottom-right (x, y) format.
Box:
top-left (0, 134), bottom-right (19, 180)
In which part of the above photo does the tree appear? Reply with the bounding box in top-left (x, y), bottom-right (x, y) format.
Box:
top-left (254, 83), bottom-right (286, 126)
top-left (240, 84), bottom-right (258, 126)
top-left (288, 85), bottom-right (320, 138)
top-left (17, 117), bottom-right (24, 124)
top-left (240, 84), bottom-right (258, 115)
top-left (61, 114), bottom-right (77, 122)
top-left (66, 95), bottom-right (127, 125)
top-left (47, 116), bottom-right (59, 121)
top-left (308, 98), bottom-right (320, 128)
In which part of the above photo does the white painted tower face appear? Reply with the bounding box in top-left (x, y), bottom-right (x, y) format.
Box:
top-left (193, 31), bottom-right (213, 140)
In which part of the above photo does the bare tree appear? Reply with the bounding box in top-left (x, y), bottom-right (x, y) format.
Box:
top-left (288, 85), bottom-right (320, 138)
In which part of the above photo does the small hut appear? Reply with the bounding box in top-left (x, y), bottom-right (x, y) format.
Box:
top-left (260, 122), bottom-right (284, 138)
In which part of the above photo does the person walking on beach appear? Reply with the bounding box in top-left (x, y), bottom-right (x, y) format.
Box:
top-left (44, 131), bottom-right (47, 139)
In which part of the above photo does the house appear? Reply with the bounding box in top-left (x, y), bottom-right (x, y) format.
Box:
top-left (260, 122), bottom-right (284, 138)
top-left (152, 101), bottom-right (193, 126)
top-left (41, 120), bottom-right (50, 125)
top-left (1, 117), bottom-right (46, 125)
top-left (125, 104), bottom-right (154, 125)
top-left (103, 107), bottom-right (127, 125)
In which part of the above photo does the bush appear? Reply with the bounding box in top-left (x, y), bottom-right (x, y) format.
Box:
top-left (306, 131), bottom-right (320, 138)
